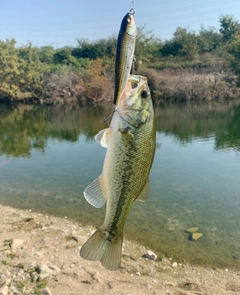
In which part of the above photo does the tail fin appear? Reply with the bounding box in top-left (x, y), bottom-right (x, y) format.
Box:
top-left (80, 228), bottom-right (123, 271)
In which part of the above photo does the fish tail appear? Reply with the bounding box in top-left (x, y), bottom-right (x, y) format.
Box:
top-left (80, 228), bottom-right (123, 271)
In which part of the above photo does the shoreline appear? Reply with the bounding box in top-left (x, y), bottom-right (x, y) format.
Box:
top-left (0, 205), bottom-right (240, 294)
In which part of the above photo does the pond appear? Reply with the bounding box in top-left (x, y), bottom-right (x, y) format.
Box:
top-left (0, 101), bottom-right (240, 269)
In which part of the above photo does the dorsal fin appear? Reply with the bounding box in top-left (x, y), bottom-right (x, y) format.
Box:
top-left (94, 128), bottom-right (111, 148)
top-left (84, 175), bottom-right (106, 208)
top-left (135, 179), bottom-right (149, 202)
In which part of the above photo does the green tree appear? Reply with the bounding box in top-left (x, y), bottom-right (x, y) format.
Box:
top-left (38, 46), bottom-right (55, 64)
top-left (219, 15), bottom-right (240, 43)
top-left (173, 27), bottom-right (199, 58)
top-left (18, 42), bottom-right (43, 97)
top-left (227, 35), bottom-right (240, 86)
top-left (72, 37), bottom-right (116, 60)
top-left (135, 26), bottom-right (162, 67)
top-left (198, 25), bottom-right (222, 53)
top-left (160, 27), bottom-right (198, 58)
top-left (0, 39), bottom-right (43, 102)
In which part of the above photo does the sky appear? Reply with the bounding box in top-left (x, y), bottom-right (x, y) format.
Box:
top-left (0, 0), bottom-right (239, 48)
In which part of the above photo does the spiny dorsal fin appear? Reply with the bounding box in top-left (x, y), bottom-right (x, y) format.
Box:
top-left (94, 128), bottom-right (111, 148)
top-left (135, 179), bottom-right (149, 202)
top-left (84, 175), bottom-right (106, 208)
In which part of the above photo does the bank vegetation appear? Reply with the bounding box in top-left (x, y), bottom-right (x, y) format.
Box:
top-left (1, 15), bottom-right (240, 104)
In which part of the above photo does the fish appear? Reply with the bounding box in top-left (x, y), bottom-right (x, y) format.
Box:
top-left (113, 11), bottom-right (136, 105)
top-left (80, 75), bottom-right (156, 270)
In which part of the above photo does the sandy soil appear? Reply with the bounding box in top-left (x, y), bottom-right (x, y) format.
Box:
top-left (0, 204), bottom-right (240, 295)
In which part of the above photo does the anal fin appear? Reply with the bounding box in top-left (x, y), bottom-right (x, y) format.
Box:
top-left (84, 175), bottom-right (106, 208)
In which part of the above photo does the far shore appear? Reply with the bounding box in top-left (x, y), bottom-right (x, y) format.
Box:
top-left (0, 204), bottom-right (240, 295)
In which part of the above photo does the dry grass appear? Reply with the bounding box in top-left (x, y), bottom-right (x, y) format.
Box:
top-left (141, 67), bottom-right (240, 102)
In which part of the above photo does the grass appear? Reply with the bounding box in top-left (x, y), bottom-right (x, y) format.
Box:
top-left (34, 279), bottom-right (48, 295)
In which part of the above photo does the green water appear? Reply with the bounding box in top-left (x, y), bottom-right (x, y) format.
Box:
top-left (0, 102), bottom-right (240, 269)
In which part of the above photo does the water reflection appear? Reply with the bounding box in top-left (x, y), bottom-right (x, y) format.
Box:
top-left (0, 101), bottom-right (240, 269)
top-left (1, 101), bottom-right (240, 158)
top-left (0, 104), bottom-right (110, 157)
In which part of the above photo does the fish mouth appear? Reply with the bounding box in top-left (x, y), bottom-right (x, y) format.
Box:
top-left (126, 13), bottom-right (136, 35)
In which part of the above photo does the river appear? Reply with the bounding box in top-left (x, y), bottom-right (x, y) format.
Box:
top-left (0, 101), bottom-right (240, 269)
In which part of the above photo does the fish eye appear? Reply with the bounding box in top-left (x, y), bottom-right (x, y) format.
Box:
top-left (141, 90), bottom-right (148, 98)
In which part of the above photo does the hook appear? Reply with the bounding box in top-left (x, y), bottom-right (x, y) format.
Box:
top-left (130, 1), bottom-right (135, 14)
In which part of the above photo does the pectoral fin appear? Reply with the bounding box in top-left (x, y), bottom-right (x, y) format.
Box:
top-left (135, 179), bottom-right (149, 202)
top-left (95, 128), bottom-right (111, 148)
top-left (84, 175), bottom-right (106, 208)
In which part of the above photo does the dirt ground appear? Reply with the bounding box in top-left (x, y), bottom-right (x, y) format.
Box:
top-left (0, 204), bottom-right (240, 295)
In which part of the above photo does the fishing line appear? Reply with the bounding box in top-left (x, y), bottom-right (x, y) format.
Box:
top-left (100, 106), bottom-right (116, 124)
top-left (129, 0), bottom-right (136, 74)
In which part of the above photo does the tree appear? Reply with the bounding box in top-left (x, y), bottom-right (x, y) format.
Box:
top-left (160, 27), bottom-right (198, 58)
top-left (38, 46), bottom-right (55, 64)
top-left (173, 27), bottom-right (199, 58)
top-left (0, 39), bottom-right (43, 101)
top-left (135, 26), bottom-right (162, 67)
top-left (72, 37), bottom-right (116, 60)
top-left (219, 15), bottom-right (240, 43)
top-left (198, 25), bottom-right (222, 53)
top-left (227, 35), bottom-right (240, 86)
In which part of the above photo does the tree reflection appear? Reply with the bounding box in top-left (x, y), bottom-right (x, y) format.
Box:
top-left (0, 101), bottom-right (240, 158)
top-left (0, 104), bottom-right (110, 157)
top-left (154, 101), bottom-right (240, 151)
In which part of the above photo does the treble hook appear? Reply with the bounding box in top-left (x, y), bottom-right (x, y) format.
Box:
top-left (130, 0), bottom-right (135, 14)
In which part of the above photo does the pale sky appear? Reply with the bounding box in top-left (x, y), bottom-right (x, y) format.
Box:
top-left (0, 0), bottom-right (239, 47)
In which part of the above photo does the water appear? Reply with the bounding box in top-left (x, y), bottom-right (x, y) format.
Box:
top-left (0, 102), bottom-right (240, 269)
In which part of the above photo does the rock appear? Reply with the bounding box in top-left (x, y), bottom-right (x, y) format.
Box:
top-left (142, 250), bottom-right (157, 261)
top-left (186, 227), bottom-right (199, 233)
top-left (172, 262), bottom-right (178, 268)
top-left (39, 263), bottom-right (61, 280)
top-left (30, 272), bottom-right (39, 282)
top-left (5, 278), bottom-right (12, 286)
top-left (33, 251), bottom-right (44, 258)
top-left (11, 239), bottom-right (24, 251)
top-left (28, 261), bottom-right (37, 269)
top-left (9, 285), bottom-right (22, 295)
top-left (41, 288), bottom-right (52, 295)
top-left (135, 272), bottom-right (141, 276)
top-left (192, 233), bottom-right (203, 241)
top-left (0, 285), bottom-right (9, 295)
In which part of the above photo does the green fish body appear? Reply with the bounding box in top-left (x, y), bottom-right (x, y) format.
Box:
top-left (114, 12), bottom-right (136, 105)
top-left (80, 75), bottom-right (156, 270)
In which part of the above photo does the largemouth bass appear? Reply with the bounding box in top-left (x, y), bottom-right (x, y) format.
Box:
top-left (80, 75), bottom-right (156, 270)
top-left (113, 11), bottom-right (136, 105)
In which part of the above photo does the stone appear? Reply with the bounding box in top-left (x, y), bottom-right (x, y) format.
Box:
top-left (31, 272), bottom-right (39, 282)
top-left (142, 250), bottom-right (157, 261)
top-left (41, 288), bottom-right (52, 295)
top-left (0, 285), bottom-right (9, 295)
top-left (11, 239), bottom-right (24, 251)
top-left (33, 251), bottom-right (44, 258)
top-left (186, 227), bottom-right (199, 233)
top-left (192, 233), bottom-right (203, 241)
top-left (39, 263), bottom-right (61, 280)
top-left (172, 262), bottom-right (178, 268)
top-left (9, 285), bottom-right (22, 295)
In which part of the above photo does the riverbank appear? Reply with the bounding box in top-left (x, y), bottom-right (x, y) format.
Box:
top-left (0, 205), bottom-right (240, 295)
